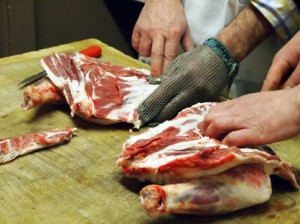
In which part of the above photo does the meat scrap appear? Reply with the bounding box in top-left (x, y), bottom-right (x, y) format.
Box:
top-left (0, 128), bottom-right (77, 164)
top-left (140, 164), bottom-right (273, 217)
top-left (22, 53), bottom-right (158, 128)
top-left (116, 102), bottom-right (299, 217)
top-left (22, 77), bottom-right (64, 110)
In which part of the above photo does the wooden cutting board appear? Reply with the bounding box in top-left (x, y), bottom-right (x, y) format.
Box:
top-left (0, 38), bottom-right (299, 224)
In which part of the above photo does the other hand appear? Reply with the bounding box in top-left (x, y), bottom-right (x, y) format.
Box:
top-left (201, 86), bottom-right (300, 146)
top-left (262, 31), bottom-right (300, 90)
top-left (132, 0), bottom-right (194, 77)
top-left (138, 38), bottom-right (238, 124)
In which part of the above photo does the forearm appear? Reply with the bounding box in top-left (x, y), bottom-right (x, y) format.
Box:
top-left (216, 4), bottom-right (274, 62)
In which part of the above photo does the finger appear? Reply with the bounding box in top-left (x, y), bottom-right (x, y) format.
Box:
top-left (282, 63), bottom-right (300, 89)
top-left (201, 107), bottom-right (221, 135)
top-left (222, 129), bottom-right (262, 146)
top-left (138, 80), bottom-right (177, 123)
top-left (153, 84), bottom-right (217, 123)
top-left (180, 27), bottom-right (195, 52)
top-left (201, 101), bottom-right (236, 131)
top-left (200, 101), bottom-right (236, 135)
top-left (208, 100), bottom-right (234, 113)
top-left (138, 34), bottom-right (152, 57)
top-left (131, 27), bottom-right (141, 52)
top-left (203, 113), bottom-right (238, 139)
top-left (200, 115), bottom-right (212, 136)
top-left (153, 91), bottom-right (188, 123)
top-left (261, 58), bottom-right (290, 91)
top-left (162, 37), bottom-right (179, 74)
top-left (161, 52), bottom-right (186, 80)
top-left (151, 34), bottom-right (165, 77)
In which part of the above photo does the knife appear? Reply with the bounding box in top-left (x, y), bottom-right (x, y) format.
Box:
top-left (243, 144), bottom-right (276, 155)
top-left (18, 45), bottom-right (102, 87)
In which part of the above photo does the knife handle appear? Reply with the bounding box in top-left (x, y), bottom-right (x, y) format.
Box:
top-left (79, 45), bottom-right (102, 58)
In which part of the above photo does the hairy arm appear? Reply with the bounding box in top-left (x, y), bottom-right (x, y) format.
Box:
top-left (216, 4), bottom-right (274, 62)
top-left (137, 3), bottom-right (276, 124)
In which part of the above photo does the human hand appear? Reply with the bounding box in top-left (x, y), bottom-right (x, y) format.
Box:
top-left (201, 85), bottom-right (300, 146)
top-left (138, 38), bottom-right (238, 124)
top-left (132, 0), bottom-right (194, 77)
top-left (262, 31), bottom-right (300, 91)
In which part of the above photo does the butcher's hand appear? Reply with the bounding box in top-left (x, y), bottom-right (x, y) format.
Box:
top-left (201, 85), bottom-right (300, 146)
top-left (131, 0), bottom-right (194, 77)
top-left (138, 38), bottom-right (239, 124)
top-left (262, 31), bottom-right (300, 91)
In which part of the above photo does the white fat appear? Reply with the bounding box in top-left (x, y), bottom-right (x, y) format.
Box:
top-left (240, 148), bottom-right (255, 153)
top-left (105, 76), bottom-right (158, 123)
top-left (42, 53), bottom-right (91, 115)
top-left (123, 67), bottom-right (151, 76)
top-left (126, 114), bottom-right (203, 146)
top-left (125, 102), bottom-right (214, 145)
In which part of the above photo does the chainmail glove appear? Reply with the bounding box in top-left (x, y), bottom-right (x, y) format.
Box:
top-left (138, 37), bottom-right (239, 125)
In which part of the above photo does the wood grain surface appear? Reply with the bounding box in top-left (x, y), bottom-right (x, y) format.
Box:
top-left (0, 39), bottom-right (299, 224)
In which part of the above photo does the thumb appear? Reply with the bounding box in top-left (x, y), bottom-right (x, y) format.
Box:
top-left (282, 63), bottom-right (300, 89)
top-left (261, 58), bottom-right (289, 91)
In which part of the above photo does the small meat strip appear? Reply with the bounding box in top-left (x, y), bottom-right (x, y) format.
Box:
top-left (22, 77), bottom-right (64, 110)
top-left (0, 128), bottom-right (77, 164)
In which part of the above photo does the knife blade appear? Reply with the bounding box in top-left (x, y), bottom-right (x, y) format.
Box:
top-left (18, 45), bottom-right (102, 88)
top-left (18, 70), bottom-right (47, 86)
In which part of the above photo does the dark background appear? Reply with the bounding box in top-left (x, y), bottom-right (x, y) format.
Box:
top-left (0, 0), bottom-right (143, 58)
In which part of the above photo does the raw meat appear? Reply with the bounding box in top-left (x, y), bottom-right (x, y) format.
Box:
top-left (117, 134), bottom-right (298, 186)
top-left (22, 53), bottom-right (157, 128)
top-left (22, 77), bottom-right (64, 110)
top-left (0, 127), bottom-right (77, 164)
top-left (116, 102), bottom-right (299, 216)
top-left (140, 164), bottom-right (273, 217)
top-left (117, 102), bottom-right (216, 167)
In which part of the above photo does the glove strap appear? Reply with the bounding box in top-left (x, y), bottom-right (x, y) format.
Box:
top-left (204, 37), bottom-right (239, 83)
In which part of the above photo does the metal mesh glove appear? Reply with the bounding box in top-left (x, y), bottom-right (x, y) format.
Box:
top-left (138, 38), bottom-right (239, 125)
